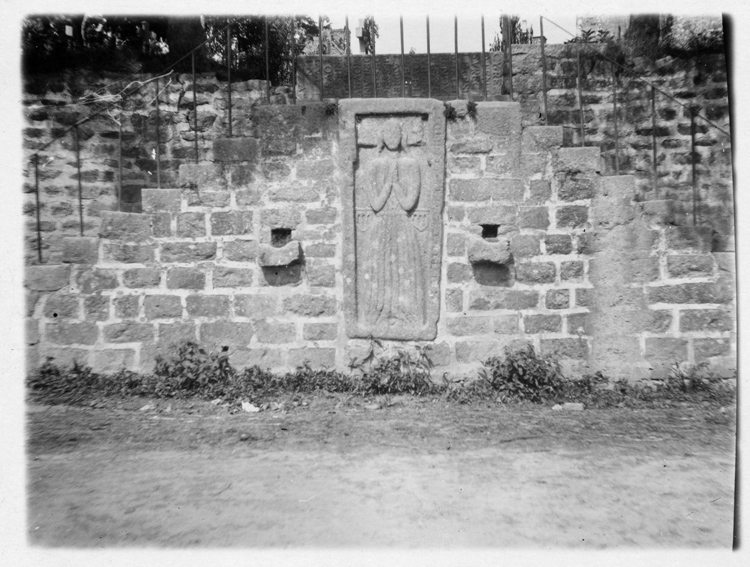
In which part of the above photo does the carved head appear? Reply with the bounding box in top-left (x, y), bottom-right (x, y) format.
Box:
top-left (381, 119), bottom-right (402, 151)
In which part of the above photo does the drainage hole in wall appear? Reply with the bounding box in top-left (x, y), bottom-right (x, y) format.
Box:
top-left (271, 228), bottom-right (292, 248)
top-left (481, 224), bottom-right (499, 240)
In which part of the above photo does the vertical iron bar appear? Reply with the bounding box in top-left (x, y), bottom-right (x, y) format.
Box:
top-left (691, 109), bottom-right (698, 225)
top-left (265, 16), bottom-right (271, 103)
top-left (651, 86), bottom-right (659, 199)
top-left (346, 16), bottom-right (352, 98)
top-left (192, 52), bottom-right (199, 164)
top-left (226, 22), bottom-right (232, 137)
top-left (74, 126), bottom-right (83, 235)
top-left (506, 16), bottom-right (514, 99)
top-left (118, 102), bottom-right (123, 211)
top-left (481, 16), bottom-right (487, 100)
top-left (319, 16), bottom-right (324, 100)
top-left (454, 16), bottom-right (460, 99)
top-left (155, 76), bottom-right (161, 188)
top-left (612, 62), bottom-right (620, 175)
top-left (34, 156), bottom-right (42, 263)
top-left (540, 17), bottom-right (548, 124)
top-left (426, 16), bottom-right (431, 98)
top-left (576, 40), bottom-right (584, 146)
top-left (290, 17), bottom-right (297, 105)
top-left (400, 16), bottom-right (405, 97)
top-left (371, 25), bottom-right (377, 98)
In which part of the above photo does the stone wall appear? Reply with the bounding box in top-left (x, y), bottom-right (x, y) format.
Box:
top-left (296, 45), bottom-right (733, 251)
top-left (24, 100), bottom-right (736, 380)
top-left (23, 71), bottom-right (289, 265)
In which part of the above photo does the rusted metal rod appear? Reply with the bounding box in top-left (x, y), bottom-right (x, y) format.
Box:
top-left (426, 16), bottom-right (432, 98)
top-left (290, 17), bottom-right (297, 105)
top-left (155, 76), bottom-right (161, 188)
top-left (691, 109), bottom-right (698, 225)
top-left (118, 102), bottom-right (123, 211)
top-left (33, 156), bottom-right (42, 263)
top-left (651, 86), bottom-right (659, 198)
top-left (481, 16), bottom-right (487, 100)
top-left (226, 22), bottom-right (232, 137)
top-left (371, 28), bottom-right (377, 98)
top-left (192, 52), bottom-right (199, 164)
top-left (576, 40), bottom-right (584, 146)
top-left (540, 16), bottom-right (548, 123)
top-left (612, 62), bottom-right (620, 175)
top-left (346, 16), bottom-right (352, 98)
top-left (265, 16), bottom-right (271, 103)
top-left (319, 16), bottom-right (324, 100)
top-left (454, 16), bottom-right (460, 99)
top-left (73, 126), bottom-right (84, 235)
top-left (400, 16), bottom-right (405, 97)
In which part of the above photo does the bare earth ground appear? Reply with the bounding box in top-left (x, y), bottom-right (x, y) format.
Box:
top-left (27, 396), bottom-right (736, 548)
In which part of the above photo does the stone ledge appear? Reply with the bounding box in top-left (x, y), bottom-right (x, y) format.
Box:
top-left (467, 237), bottom-right (512, 265)
top-left (257, 241), bottom-right (301, 267)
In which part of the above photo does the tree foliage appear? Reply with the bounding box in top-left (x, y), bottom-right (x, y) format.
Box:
top-left (22, 14), bottom-right (321, 81)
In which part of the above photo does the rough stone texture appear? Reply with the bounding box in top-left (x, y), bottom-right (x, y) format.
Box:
top-left (283, 295), bottom-right (336, 317)
top-left (62, 237), bottom-right (99, 264)
top-left (339, 98), bottom-right (445, 341)
top-left (123, 268), bottom-right (161, 288)
top-left (161, 242), bottom-right (217, 263)
top-left (167, 268), bottom-right (205, 290)
top-left (99, 212), bottom-right (152, 242)
top-left (23, 91), bottom-right (735, 379)
top-left (26, 265), bottom-right (70, 291)
top-left (467, 238), bottom-right (512, 265)
top-left (141, 189), bottom-right (182, 213)
top-left (201, 321), bottom-right (254, 346)
top-left (213, 137), bottom-right (259, 163)
top-left (144, 295), bottom-right (183, 319)
top-left (186, 295), bottom-right (230, 318)
top-left (303, 323), bottom-right (338, 341)
top-left (257, 242), bottom-right (301, 267)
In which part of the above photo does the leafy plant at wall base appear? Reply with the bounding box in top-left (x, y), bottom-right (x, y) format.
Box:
top-left (467, 101), bottom-right (478, 119)
top-left (153, 341), bottom-right (235, 395)
top-left (480, 344), bottom-right (564, 403)
top-left (443, 103), bottom-right (457, 121)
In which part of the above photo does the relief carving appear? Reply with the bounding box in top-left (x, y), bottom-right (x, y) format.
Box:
top-left (339, 99), bottom-right (446, 341)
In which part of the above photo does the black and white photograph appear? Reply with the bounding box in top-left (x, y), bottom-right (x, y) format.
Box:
top-left (2, 0), bottom-right (746, 563)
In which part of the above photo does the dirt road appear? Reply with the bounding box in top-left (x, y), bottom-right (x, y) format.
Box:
top-left (27, 397), bottom-right (736, 547)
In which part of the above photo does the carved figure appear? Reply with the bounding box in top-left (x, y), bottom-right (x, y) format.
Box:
top-left (357, 119), bottom-right (427, 332)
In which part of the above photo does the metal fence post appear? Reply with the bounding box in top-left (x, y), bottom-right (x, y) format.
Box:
top-left (33, 156), bottom-right (42, 263)
top-left (691, 108), bottom-right (698, 225)
top-left (426, 16), bottom-right (431, 98)
top-left (319, 16), bottom-right (324, 100)
top-left (192, 52), bottom-right (199, 164)
top-left (346, 16), bottom-right (352, 98)
top-left (540, 17), bottom-right (548, 124)
top-left (454, 16), bottom-right (460, 99)
top-left (290, 17), bottom-right (297, 105)
top-left (74, 126), bottom-right (84, 235)
top-left (226, 22), bottom-right (232, 137)
top-left (481, 16), bottom-right (487, 101)
top-left (155, 75), bottom-right (161, 188)
top-left (612, 62), bottom-right (620, 175)
top-left (651, 86), bottom-right (659, 198)
top-left (576, 40), bottom-right (584, 146)
top-left (118, 101), bottom-right (123, 211)
top-left (265, 16), bottom-right (271, 103)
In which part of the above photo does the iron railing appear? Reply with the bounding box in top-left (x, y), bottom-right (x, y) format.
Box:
top-left (25, 14), bottom-right (731, 262)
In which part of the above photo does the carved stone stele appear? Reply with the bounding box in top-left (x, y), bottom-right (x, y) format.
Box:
top-left (339, 99), bottom-right (446, 340)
